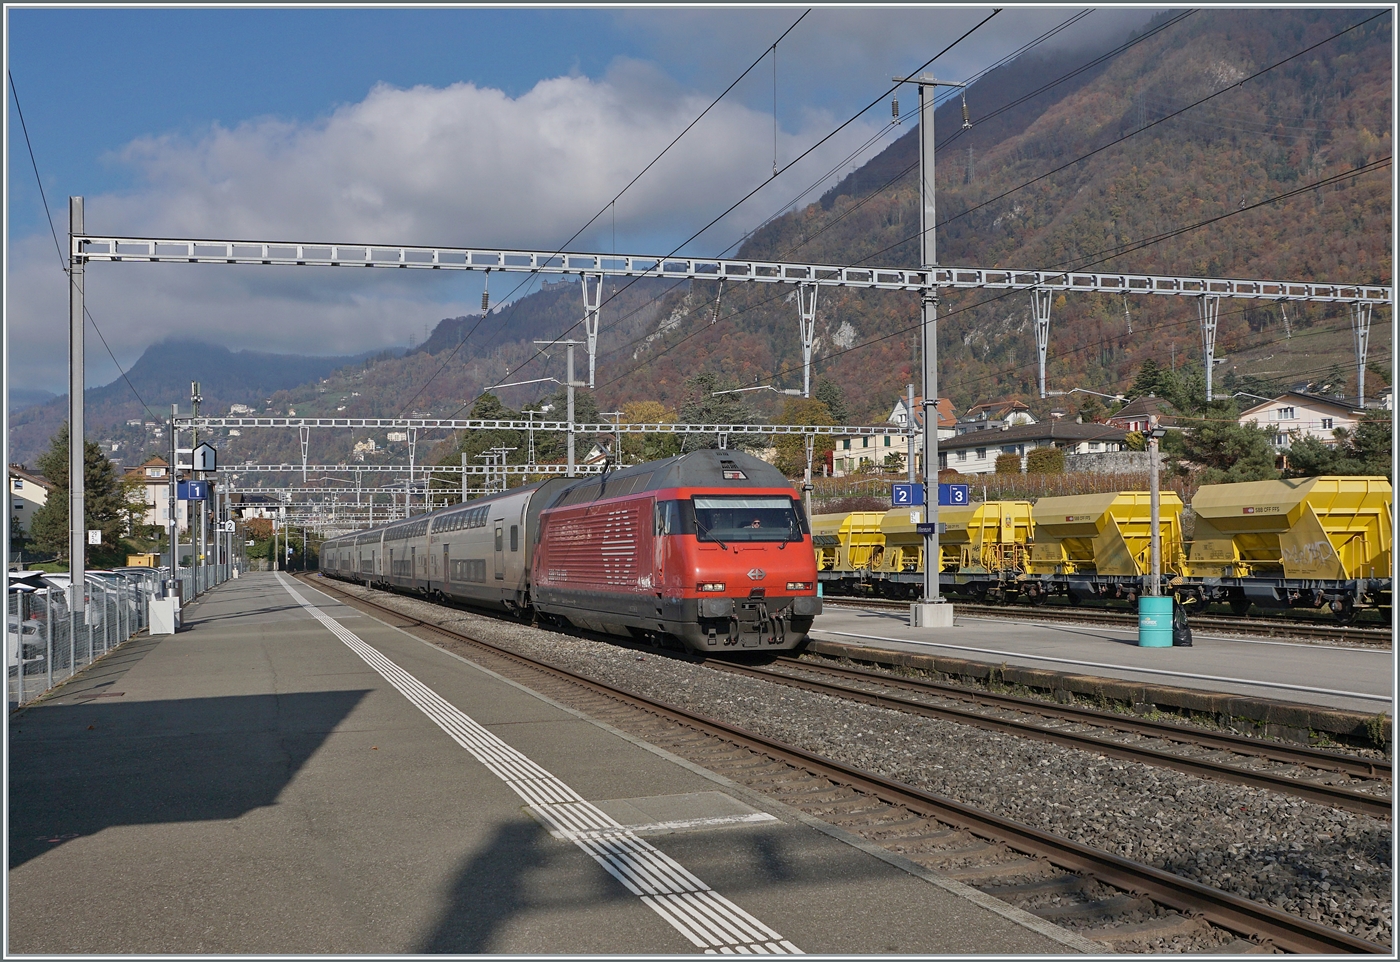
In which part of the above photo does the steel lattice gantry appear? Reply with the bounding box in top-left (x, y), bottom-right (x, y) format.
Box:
top-left (74, 234), bottom-right (1391, 406)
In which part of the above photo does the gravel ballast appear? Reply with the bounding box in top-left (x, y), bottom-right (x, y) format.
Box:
top-left (319, 580), bottom-right (1393, 948)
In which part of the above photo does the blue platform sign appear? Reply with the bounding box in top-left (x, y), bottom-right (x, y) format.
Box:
top-left (890, 483), bottom-right (924, 506)
top-left (938, 483), bottom-right (970, 506)
top-left (178, 480), bottom-right (208, 501)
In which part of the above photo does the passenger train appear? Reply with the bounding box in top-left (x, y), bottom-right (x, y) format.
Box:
top-left (320, 450), bottom-right (822, 652)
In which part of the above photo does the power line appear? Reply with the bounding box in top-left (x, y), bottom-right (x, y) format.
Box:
top-left (619, 154), bottom-right (1388, 398)
top-left (474, 8), bottom-right (1004, 398)
top-left (397, 10), bottom-right (813, 417)
top-left (8, 69), bottom-right (163, 425)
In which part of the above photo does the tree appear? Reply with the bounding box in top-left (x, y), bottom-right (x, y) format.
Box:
top-left (1076, 394), bottom-right (1105, 423)
top-left (1131, 360), bottom-right (1164, 399)
top-left (619, 400), bottom-right (683, 463)
top-left (994, 452), bottom-right (1022, 474)
top-left (813, 378), bottom-right (849, 424)
top-left (28, 423), bottom-right (128, 566)
top-left (882, 451), bottom-right (906, 474)
top-left (1177, 402), bottom-right (1280, 483)
top-left (676, 373), bottom-right (767, 452)
top-left (1123, 430), bottom-right (1146, 451)
top-left (436, 393), bottom-right (527, 499)
top-left (1283, 413), bottom-right (1393, 479)
top-left (773, 398), bottom-right (835, 477)
top-left (1026, 446), bottom-right (1065, 474)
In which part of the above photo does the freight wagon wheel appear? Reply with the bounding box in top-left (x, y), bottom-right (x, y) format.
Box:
top-left (1331, 600), bottom-right (1357, 625)
top-left (1229, 598), bottom-right (1251, 616)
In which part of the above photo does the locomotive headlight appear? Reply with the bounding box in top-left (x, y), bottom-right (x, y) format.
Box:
top-left (786, 581), bottom-right (813, 591)
top-left (698, 582), bottom-right (727, 592)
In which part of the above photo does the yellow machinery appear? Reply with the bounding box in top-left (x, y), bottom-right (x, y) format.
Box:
top-left (810, 512), bottom-right (885, 571)
top-left (126, 553), bottom-right (160, 567)
top-left (1028, 492), bottom-right (1185, 576)
top-left (938, 501), bottom-right (1034, 572)
top-left (1188, 476), bottom-right (1392, 580)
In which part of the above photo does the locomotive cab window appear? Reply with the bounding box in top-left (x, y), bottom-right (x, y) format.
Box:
top-left (692, 496), bottom-right (806, 543)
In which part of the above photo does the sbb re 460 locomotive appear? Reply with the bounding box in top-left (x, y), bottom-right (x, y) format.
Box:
top-left (320, 450), bottom-right (821, 653)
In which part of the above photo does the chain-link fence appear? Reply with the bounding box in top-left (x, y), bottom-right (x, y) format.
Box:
top-left (7, 563), bottom-right (232, 709)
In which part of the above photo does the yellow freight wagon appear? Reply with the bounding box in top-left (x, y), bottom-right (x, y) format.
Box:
top-left (126, 553), bottom-right (160, 568)
top-left (810, 512), bottom-right (885, 571)
top-left (877, 509), bottom-right (923, 573)
top-left (1188, 477), bottom-right (1392, 580)
top-left (939, 500), bottom-right (1034, 572)
top-left (1028, 492), bottom-right (1185, 576)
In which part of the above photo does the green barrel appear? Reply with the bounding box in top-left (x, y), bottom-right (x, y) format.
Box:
top-left (1138, 596), bottom-right (1173, 648)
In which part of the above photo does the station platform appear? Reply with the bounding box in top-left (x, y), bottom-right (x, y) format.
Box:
top-left (8, 572), bottom-right (1089, 955)
top-left (809, 606), bottom-right (1392, 718)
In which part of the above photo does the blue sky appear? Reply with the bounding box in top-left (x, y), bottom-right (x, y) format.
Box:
top-left (6, 6), bottom-right (1158, 394)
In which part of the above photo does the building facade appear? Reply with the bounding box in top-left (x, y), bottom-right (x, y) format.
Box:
top-left (8, 464), bottom-right (54, 536)
top-left (937, 421), bottom-right (1129, 475)
top-left (1237, 392), bottom-right (1360, 448)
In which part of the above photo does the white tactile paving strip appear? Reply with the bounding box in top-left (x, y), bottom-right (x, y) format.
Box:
top-left (278, 575), bottom-right (801, 955)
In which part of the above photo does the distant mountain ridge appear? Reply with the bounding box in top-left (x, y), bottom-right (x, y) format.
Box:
top-left (7, 340), bottom-right (389, 467)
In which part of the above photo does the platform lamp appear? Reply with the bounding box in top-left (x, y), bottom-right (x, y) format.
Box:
top-left (1146, 420), bottom-right (1169, 597)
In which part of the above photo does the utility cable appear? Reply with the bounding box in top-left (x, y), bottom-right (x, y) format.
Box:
top-left (396, 10), bottom-right (813, 417)
top-left (774, 10), bottom-right (1198, 262)
top-left (9, 68), bottom-right (163, 425)
top-left (485, 9), bottom-right (1003, 396)
top-left (611, 150), bottom-right (1389, 398)
top-left (806, 10), bottom-right (1383, 278)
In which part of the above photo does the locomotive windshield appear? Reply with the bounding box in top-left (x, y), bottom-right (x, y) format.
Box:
top-left (692, 496), bottom-right (805, 543)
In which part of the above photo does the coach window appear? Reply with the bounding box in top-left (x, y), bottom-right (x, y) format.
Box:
top-left (495, 527), bottom-right (503, 552)
top-left (510, 525), bottom-right (519, 552)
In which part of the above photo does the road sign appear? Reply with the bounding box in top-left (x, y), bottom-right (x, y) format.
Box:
top-left (915, 523), bottom-right (947, 535)
top-left (178, 480), bottom-right (208, 501)
top-left (87, 529), bottom-right (102, 545)
top-left (891, 483), bottom-right (925, 506)
top-left (938, 483), bottom-right (970, 506)
top-left (192, 442), bottom-right (218, 472)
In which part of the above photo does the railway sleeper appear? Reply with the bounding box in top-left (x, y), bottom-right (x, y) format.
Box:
top-left (1035, 893), bottom-right (1155, 922)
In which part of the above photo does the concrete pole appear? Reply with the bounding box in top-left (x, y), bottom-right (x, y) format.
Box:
top-left (803, 434), bottom-right (815, 522)
top-left (68, 197), bottom-right (86, 614)
top-left (566, 343), bottom-right (576, 478)
top-left (168, 405), bottom-right (178, 588)
top-left (461, 452), bottom-right (468, 502)
top-left (916, 80), bottom-right (945, 620)
top-left (1148, 417), bottom-right (1162, 598)
top-left (906, 383), bottom-right (916, 484)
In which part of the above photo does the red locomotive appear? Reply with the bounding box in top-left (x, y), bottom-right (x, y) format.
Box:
top-left (532, 449), bottom-right (821, 651)
top-left (320, 449), bottom-right (820, 653)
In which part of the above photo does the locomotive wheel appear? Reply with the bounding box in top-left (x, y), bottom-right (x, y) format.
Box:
top-left (1229, 599), bottom-right (1251, 616)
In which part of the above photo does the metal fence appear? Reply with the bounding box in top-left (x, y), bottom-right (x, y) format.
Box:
top-left (7, 563), bottom-right (232, 709)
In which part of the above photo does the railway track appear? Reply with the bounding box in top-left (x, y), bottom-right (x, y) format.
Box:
top-left (300, 574), bottom-right (1388, 954)
top-left (707, 655), bottom-right (1392, 819)
top-left (822, 596), bottom-right (1393, 646)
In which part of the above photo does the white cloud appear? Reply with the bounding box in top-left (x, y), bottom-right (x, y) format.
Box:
top-left (8, 63), bottom-right (882, 392)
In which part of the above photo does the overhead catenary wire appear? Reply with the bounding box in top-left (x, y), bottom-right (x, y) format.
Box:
top-left (603, 151), bottom-right (1388, 398)
top-left (467, 8), bottom-right (1110, 400)
top-left (532, 8), bottom-right (1173, 384)
top-left (395, 10), bottom-right (814, 417)
top-left (460, 8), bottom-right (1004, 405)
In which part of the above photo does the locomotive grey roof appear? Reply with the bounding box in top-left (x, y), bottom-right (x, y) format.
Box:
top-left (549, 449), bottom-right (790, 509)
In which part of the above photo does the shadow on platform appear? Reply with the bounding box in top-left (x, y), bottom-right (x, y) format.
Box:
top-left (9, 689), bottom-right (368, 870)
